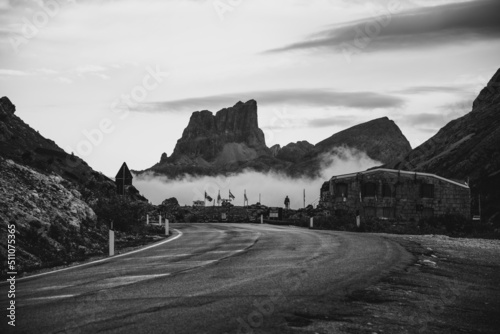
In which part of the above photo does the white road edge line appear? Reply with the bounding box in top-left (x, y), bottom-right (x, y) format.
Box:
top-left (14, 229), bottom-right (183, 281)
top-left (27, 294), bottom-right (75, 301)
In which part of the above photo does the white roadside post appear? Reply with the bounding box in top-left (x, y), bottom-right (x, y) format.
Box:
top-left (260, 215), bottom-right (263, 224)
top-left (146, 214), bottom-right (149, 225)
top-left (165, 218), bottom-right (169, 236)
top-left (109, 222), bottom-right (115, 256)
top-left (159, 214), bottom-right (162, 226)
top-left (310, 217), bottom-right (314, 229)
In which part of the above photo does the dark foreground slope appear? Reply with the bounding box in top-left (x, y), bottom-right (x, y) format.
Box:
top-left (0, 97), bottom-right (154, 275)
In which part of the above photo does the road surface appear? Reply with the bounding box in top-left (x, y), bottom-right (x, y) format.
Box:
top-left (1, 223), bottom-right (411, 333)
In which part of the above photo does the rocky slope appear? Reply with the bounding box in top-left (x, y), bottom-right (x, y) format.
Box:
top-left (0, 96), bottom-right (154, 274)
top-left (0, 96), bottom-right (112, 188)
top-left (0, 157), bottom-right (107, 273)
top-left (144, 101), bottom-right (411, 178)
top-left (386, 68), bottom-right (500, 221)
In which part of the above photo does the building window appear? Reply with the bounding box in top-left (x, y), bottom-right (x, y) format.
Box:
top-left (423, 208), bottom-right (434, 217)
top-left (364, 206), bottom-right (376, 217)
top-left (420, 184), bottom-right (435, 198)
top-left (335, 183), bottom-right (348, 198)
top-left (362, 182), bottom-right (377, 197)
top-left (382, 183), bottom-right (392, 197)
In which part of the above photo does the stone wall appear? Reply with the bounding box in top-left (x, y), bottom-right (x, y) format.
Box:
top-left (326, 170), bottom-right (470, 222)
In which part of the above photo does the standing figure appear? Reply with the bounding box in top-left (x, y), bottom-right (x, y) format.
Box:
top-left (284, 196), bottom-right (290, 210)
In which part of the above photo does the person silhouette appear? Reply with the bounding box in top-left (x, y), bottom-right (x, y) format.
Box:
top-left (284, 195), bottom-right (290, 210)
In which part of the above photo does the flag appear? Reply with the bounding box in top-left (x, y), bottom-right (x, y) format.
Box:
top-left (217, 191), bottom-right (221, 204)
top-left (229, 190), bottom-right (235, 200)
top-left (205, 191), bottom-right (213, 202)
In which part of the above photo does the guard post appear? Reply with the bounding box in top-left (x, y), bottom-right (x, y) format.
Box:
top-left (109, 221), bottom-right (115, 256)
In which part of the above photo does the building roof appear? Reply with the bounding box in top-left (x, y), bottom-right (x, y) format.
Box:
top-left (329, 168), bottom-right (469, 189)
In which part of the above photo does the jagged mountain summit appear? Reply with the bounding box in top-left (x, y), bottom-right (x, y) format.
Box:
top-left (170, 99), bottom-right (269, 164)
top-left (143, 100), bottom-right (411, 178)
top-left (386, 68), bottom-right (500, 221)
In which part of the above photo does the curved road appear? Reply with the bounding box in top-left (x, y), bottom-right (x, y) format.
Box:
top-left (2, 223), bottom-right (411, 334)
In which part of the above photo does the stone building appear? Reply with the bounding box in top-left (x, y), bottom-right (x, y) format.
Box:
top-left (319, 168), bottom-right (470, 221)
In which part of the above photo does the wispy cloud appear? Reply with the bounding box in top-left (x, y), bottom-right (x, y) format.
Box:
top-left (0, 69), bottom-right (30, 76)
top-left (133, 89), bottom-right (405, 113)
top-left (395, 85), bottom-right (466, 95)
top-left (308, 116), bottom-right (355, 128)
top-left (265, 0), bottom-right (500, 54)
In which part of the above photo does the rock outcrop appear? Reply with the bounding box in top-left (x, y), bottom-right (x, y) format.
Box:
top-left (386, 68), bottom-right (500, 221)
top-left (170, 100), bottom-right (269, 164)
top-left (0, 157), bottom-right (105, 273)
top-left (160, 152), bottom-right (168, 164)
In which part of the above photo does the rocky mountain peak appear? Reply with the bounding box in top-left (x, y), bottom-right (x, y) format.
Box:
top-left (160, 152), bottom-right (168, 163)
top-left (473, 68), bottom-right (500, 110)
top-left (315, 116), bottom-right (411, 164)
top-left (170, 100), bottom-right (268, 163)
top-left (0, 96), bottom-right (16, 119)
top-left (277, 141), bottom-right (314, 163)
top-left (269, 144), bottom-right (281, 157)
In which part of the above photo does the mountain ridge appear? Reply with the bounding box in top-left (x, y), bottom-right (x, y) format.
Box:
top-left (143, 100), bottom-right (412, 178)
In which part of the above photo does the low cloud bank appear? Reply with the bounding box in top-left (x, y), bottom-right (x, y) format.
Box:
top-left (134, 147), bottom-right (381, 208)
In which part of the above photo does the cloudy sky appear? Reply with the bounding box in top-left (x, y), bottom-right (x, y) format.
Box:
top-left (1, 0), bottom-right (499, 177)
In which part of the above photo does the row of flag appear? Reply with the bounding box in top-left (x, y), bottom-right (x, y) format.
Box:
top-left (204, 190), bottom-right (248, 203)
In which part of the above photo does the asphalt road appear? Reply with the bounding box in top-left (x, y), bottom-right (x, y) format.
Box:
top-left (1, 223), bottom-right (411, 334)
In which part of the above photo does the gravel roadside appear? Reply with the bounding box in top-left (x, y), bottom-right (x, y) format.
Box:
top-left (292, 234), bottom-right (500, 334)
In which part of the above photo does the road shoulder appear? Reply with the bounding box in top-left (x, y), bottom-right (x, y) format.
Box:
top-left (287, 234), bottom-right (500, 334)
